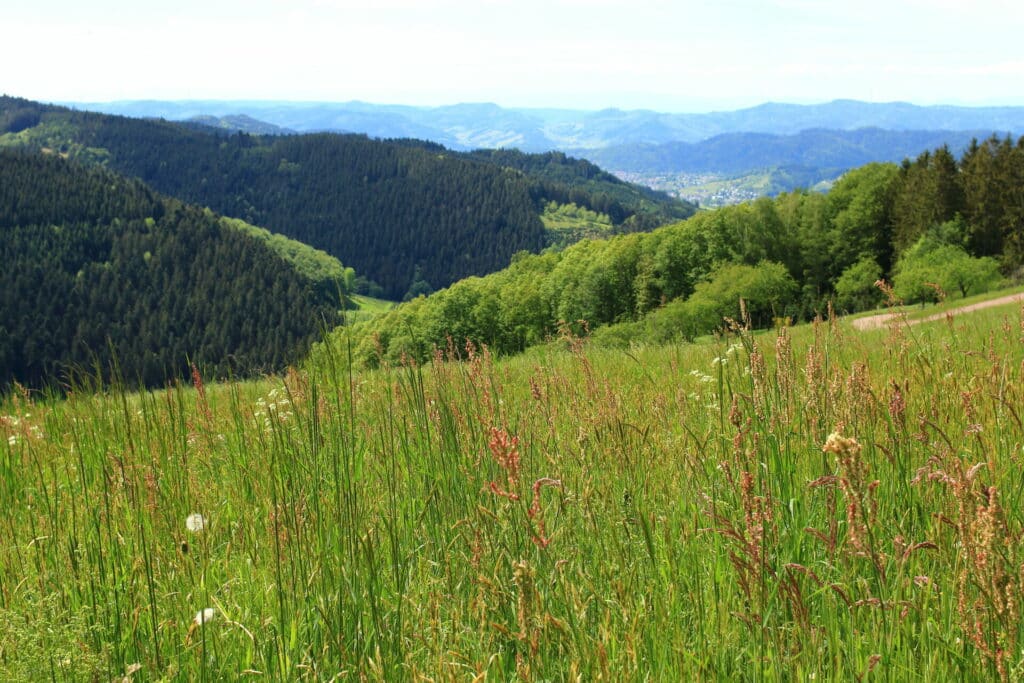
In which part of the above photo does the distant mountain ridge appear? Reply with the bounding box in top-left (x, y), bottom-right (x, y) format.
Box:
top-left (580, 127), bottom-right (1000, 176)
top-left (66, 98), bottom-right (1024, 152)
top-left (184, 114), bottom-right (295, 136)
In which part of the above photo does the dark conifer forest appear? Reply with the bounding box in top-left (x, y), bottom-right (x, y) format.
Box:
top-left (1, 97), bottom-right (694, 300)
top-left (0, 149), bottom-right (339, 391)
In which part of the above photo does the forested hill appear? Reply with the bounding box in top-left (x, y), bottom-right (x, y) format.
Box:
top-left (0, 148), bottom-right (341, 391)
top-left (465, 148), bottom-right (693, 231)
top-left (1, 96), bottom-right (695, 300)
top-left (320, 135), bottom-right (1024, 367)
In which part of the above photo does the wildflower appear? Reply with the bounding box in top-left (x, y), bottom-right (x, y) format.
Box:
top-left (185, 513), bottom-right (207, 533)
top-left (6, 435), bottom-right (15, 446)
top-left (193, 607), bottom-right (217, 626)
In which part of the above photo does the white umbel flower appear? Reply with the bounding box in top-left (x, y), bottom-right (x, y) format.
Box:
top-left (185, 513), bottom-right (207, 533)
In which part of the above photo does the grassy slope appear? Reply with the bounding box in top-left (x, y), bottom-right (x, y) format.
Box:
top-left (539, 200), bottom-right (615, 245)
top-left (344, 294), bottom-right (397, 324)
top-left (218, 216), bottom-right (349, 293)
top-left (2, 298), bottom-right (1023, 679)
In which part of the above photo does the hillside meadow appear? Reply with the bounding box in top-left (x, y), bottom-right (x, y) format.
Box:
top-left (2, 297), bottom-right (1024, 680)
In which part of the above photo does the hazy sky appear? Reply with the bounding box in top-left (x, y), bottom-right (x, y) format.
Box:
top-left (5, 0), bottom-right (1024, 112)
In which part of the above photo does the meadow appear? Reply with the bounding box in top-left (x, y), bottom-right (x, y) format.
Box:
top-left (2, 297), bottom-right (1023, 681)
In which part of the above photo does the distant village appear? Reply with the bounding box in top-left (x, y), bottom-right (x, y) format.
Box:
top-left (613, 170), bottom-right (761, 208)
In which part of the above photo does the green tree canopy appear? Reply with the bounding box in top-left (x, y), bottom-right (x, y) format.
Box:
top-left (893, 233), bottom-right (1003, 303)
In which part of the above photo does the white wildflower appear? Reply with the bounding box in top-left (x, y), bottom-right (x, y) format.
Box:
top-left (185, 513), bottom-right (207, 533)
top-left (193, 607), bottom-right (217, 626)
top-left (7, 435), bottom-right (16, 446)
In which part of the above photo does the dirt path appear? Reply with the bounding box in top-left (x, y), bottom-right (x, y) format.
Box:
top-left (851, 292), bottom-right (1024, 331)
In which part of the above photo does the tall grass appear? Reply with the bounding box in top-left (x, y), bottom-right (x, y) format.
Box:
top-left (1, 300), bottom-right (1023, 680)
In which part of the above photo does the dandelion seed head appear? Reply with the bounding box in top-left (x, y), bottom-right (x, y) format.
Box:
top-left (194, 607), bottom-right (217, 626)
top-left (185, 513), bottom-right (207, 533)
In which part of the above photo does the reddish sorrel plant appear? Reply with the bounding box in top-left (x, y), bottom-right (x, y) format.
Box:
top-left (486, 427), bottom-right (561, 548)
top-left (487, 426), bottom-right (521, 501)
top-left (915, 453), bottom-right (1022, 681)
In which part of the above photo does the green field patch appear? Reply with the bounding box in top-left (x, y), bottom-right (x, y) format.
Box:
top-left (540, 200), bottom-right (615, 244)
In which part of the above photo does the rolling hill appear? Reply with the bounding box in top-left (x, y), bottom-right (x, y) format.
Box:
top-left (580, 128), bottom-right (993, 176)
top-left (0, 147), bottom-right (344, 391)
top-left (3, 96), bottom-right (694, 299)
top-left (580, 127), bottom-right (1003, 206)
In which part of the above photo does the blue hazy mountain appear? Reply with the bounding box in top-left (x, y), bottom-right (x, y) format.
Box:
top-left (66, 98), bottom-right (1024, 201)
top-left (577, 127), bottom-right (998, 175)
top-left (67, 98), bottom-right (1024, 152)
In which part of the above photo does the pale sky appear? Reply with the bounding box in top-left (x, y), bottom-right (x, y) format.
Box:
top-left (5, 0), bottom-right (1024, 112)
